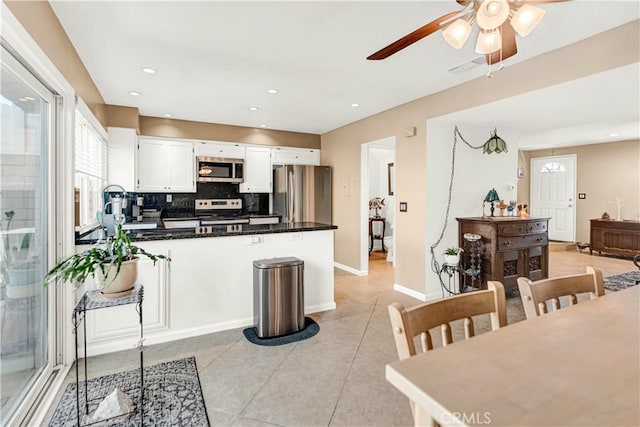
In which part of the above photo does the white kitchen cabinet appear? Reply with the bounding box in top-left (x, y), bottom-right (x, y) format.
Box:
top-left (137, 138), bottom-right (195, 192)
top-left (271, 147), bottom-right (320, 165)
top-left (107, 127), bottom-right (137, 191)
top-left (86, 252), bottom-right (170, 354)
top-left (194, 141), bottom-right (245, 159)
top-left (239, 146), bottom-right (272, 193)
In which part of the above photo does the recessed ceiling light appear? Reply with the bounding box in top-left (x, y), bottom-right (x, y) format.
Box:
top-left (351, 103), bottom-right (360, 107)
top-left (129, 91), bottom-right (141, 96)
top-left (259, 124), bottom-right (267, 128)
top-left (267, 89), bottom-right (279, 94)
top-left (249, 106), bottom-right (260, 111)
top-left (609, 133), bottom-right (620, 137)
top-left (163, 113), bottom-right (172, 118)
top-left (24, 96), bottom-right (36, 101)
top-left (141, 67), bottom-right (156, 74)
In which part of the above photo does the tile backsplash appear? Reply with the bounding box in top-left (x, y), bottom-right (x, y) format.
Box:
top-left (105, 183), bottom-right (269, 220)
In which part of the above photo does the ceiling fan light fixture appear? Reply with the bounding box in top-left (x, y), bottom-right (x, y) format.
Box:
top-left (476, 0), bottom-right (510, 30)
top-left (442, 18), bottom-right (473, 49)
top-left (511, 4), bottom-right (546, 38)
top-left (475, 29), bottom-right (502, 54)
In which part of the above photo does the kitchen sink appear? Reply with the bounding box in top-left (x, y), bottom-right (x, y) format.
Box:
top-left (162, 219), bottom-right (200, 229)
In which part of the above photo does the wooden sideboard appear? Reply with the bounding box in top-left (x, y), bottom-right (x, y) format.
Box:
top-left (590, 219), bottom-right (640, 257)
top-left (457, 217), bottom-right (550, 291)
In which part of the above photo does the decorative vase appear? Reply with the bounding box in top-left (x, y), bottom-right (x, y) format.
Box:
top-left (95, 258), bottom-right (138, 294)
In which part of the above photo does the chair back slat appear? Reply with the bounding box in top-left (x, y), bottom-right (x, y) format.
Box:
top-left (421, 331), bottom-right (433, 352)
top-left (518, 267), bottom-right (605, 319)
top-left (464, 317), bottom-right (475, 340)
top-left (441, 323), bottom-right (453, 347)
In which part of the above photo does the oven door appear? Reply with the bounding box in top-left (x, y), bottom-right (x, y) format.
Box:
top-left (197, 157), bottom-right (244, 183)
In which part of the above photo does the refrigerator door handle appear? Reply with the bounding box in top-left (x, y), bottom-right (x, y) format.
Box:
top-left (288, 169), bottom-right (295, 223)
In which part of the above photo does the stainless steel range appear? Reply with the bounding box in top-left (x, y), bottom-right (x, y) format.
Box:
top-left (195, 198), bottom-right (249, 225)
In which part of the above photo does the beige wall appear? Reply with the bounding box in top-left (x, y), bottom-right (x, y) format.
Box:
top-left (321, 20), bottom-right (640, 294)
top-left (140, 116), bottom-right (320, 148)
top-left (520, 139), bottom-right (640, 243)
top-left (5, 0), bottom-right (107, 126)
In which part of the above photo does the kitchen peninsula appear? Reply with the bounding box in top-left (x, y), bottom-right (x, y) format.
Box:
top-left (76, 222), bottom-right (337, 356)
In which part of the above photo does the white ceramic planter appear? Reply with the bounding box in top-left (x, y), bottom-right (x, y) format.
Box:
top-left (444, 254), bottom-right (460, 266)
top-left (95, 258), bottom-right (138, 294)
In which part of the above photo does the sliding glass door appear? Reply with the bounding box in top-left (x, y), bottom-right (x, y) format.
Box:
top-left (1, 44), bottom-right (56, 425)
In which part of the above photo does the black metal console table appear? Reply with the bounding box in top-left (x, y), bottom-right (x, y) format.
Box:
top-left (72, 284), bottom-right (144, 425)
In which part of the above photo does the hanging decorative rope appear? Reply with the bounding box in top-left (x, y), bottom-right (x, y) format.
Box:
top-left (429, 125), bottom-right (506, 296)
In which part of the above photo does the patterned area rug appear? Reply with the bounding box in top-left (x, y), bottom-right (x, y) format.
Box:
top-left (604, 271), bottom-right (640, 291)
top-left (49, 357), bottom-right (209, 426)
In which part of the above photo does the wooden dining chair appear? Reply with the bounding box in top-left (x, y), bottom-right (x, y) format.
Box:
top-left (388, 282), bottom-right (506, 426)
top-left (517, 266), bottom-right (605, 319)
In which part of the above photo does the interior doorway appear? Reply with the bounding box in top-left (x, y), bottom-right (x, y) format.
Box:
top-left (530, 154), bottom-right (577, 242)
top-left (360, 137), bottom-right (396, 274)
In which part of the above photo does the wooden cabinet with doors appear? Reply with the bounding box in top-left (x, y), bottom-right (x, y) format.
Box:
top-left (590, 219), bottom-right (640, 257)
top-left (271, 147), bottom-right (319, 165)
top-left (457, 217), bottom-right (550, 291)
top-left (239, 146), bottom-right (272, 193)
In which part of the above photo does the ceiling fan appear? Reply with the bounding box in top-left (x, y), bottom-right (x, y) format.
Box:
top-left (367, 0), bottom-right (570, 65)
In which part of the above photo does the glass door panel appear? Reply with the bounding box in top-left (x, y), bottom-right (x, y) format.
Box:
top-left (1, 46), bottom-right (53, 425)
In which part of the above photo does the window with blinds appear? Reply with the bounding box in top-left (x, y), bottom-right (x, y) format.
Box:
top-left (74, 111), bottom-right (107, 230)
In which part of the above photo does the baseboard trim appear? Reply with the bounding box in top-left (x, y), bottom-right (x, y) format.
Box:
top-left (392, 284), bottom-right (426, 301)
top-left (306, 302), bottom-right (337, 313)
top-left (334, 262), bottom-right (367, 276)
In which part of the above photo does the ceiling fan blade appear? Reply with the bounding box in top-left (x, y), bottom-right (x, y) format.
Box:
top-left (485, 22), bottom-right (518, 65)
top-left (455, 0), bottom-right (473, 5)
top-left (367, 11), bottom-right (460, 60)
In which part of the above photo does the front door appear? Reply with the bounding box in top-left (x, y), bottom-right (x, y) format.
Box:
top-left (530, 155), bottom-right (576, 242)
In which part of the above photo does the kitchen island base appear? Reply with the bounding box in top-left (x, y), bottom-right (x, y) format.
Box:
top-left (78, 228), bottom-right (335, 356)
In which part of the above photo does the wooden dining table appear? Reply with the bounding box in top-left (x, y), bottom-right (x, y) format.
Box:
top-left (386, 286), bottom-right (640, 426)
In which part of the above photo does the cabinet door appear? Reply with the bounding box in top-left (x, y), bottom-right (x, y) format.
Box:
top-left (272, 147), bottom-right (319, 165)
top-left (86, 255), bottom-right (170, 347)
top-left (167, 141), bottom-right (195, 192)
top-left (108, 127), bottom-right (137, 191)
top-left (137, 139), bottom-right (169, 192)
top-left (195, 141), bottom-right (245, 159)
top-left (239, 146), bottom-right (272, 193)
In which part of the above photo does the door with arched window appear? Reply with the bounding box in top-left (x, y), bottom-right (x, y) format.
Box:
top-left (530, 155), bottom-right (576, 242)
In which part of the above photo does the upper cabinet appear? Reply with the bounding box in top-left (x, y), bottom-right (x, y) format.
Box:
top-left (137, 138), bottom-right (195, 193)
top-left (194, 141), bottom-right (245, 159)
top-left (239, 146), bottom-right (272, 193)
top-left (107, 127), bottom-right (137, 191)
top-left (271, 147), bottom-right (319, 165)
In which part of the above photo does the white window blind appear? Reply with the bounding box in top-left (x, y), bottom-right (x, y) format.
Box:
top-left (74, 110), bottom-right (107, 230)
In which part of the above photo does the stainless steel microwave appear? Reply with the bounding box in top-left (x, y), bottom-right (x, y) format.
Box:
top-left (196, 156), bottom-right (244, 183)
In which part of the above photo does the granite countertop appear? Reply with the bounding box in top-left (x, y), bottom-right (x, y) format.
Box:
top-left (76, 222), bottom-right (337, 245)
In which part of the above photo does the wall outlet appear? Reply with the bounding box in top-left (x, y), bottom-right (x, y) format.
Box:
top-left (166, 194), bottom-right (172, 203)
top-left (289, 233), bottom-right (303, 241)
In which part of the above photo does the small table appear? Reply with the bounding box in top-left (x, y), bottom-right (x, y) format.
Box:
top-left (386, 286), bottom-right (640, 426)
top-left (73, 285), bottom-right (144, 426)
top-left (369, 217), bottom-right (386, 256)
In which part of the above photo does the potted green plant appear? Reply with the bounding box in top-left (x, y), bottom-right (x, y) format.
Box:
top-left (1, 210), bottom-right (37, 286)
top-left (44, 223), bottom-right (170, 294)
top-left (443, 247), bottom-right (462, 266)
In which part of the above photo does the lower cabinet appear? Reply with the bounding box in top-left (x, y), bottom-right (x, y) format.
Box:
top-left (457, 217), bottom-right (550, 290)
top-left (86, 251), bottom-right (170, 350)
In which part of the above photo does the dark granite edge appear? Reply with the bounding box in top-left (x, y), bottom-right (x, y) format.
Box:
top-left (76, 222), bottom-right (337, 246)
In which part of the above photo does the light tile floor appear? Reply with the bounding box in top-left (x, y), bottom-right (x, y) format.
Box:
top-left (44, 250), bottom-right (633, 426)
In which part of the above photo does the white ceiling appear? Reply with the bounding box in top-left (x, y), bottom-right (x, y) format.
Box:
top-left (50, 1), bottom-right (639, 137)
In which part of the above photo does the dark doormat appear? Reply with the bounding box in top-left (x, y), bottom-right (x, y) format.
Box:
top-left (243, 317), bottom-right (319, 346)
top-left (49, 357), bottom-right (209, 426)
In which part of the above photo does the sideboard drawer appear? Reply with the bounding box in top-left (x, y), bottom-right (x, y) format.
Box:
top-left (525, 221), bottom-right (548, 234)
top-left (498, 233), bottom-right (547, 251)
top-left (497, 223), bottom-right (526, 236)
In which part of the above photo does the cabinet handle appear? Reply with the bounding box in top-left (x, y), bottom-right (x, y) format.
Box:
top-left (504, 241), bottom-right (511, 246)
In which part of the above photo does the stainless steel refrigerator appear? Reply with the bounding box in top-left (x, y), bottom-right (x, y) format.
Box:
top-left (273, 165), bottom-right (332, 224)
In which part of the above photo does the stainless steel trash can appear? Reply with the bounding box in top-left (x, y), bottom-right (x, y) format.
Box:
top-left (253, 257), bottom-right (304, 338)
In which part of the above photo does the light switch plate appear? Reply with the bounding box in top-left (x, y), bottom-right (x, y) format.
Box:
top-left (400, 202), bottom-right (407, 212)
